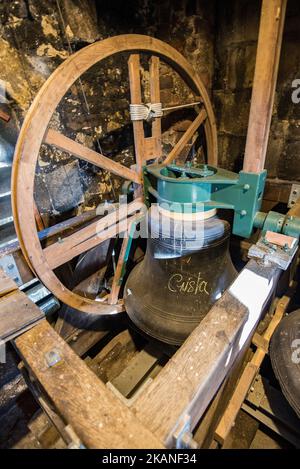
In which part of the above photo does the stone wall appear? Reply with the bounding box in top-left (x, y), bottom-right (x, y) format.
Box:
top-left (214, 0), bottom-right (300, 182)
top-left (2, 0), bottom-right (300, 236)
top-left (0, 0), bottom-right (215, 236)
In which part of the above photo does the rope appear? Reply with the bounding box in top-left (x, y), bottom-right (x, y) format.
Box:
top-left (130, 101), bottom-right (202, 121)
top-left (130, 103), bottom-right (163, 121)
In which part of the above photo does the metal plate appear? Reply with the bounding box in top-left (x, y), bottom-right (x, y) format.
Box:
top-left (288, 184), bottom-right (300, 208)
top-left (0, 254), bottom-right (22, 286)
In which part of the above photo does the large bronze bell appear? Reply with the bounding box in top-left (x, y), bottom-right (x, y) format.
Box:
top-left (124, 205), bottom-right (237, 345)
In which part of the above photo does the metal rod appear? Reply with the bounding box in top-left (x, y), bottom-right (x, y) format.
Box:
top-left (162, 101), bottom-right (201, 112)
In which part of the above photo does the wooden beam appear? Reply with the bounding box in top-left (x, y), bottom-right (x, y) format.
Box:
top-left (44, 215), bottom-right (136, 270)
top-left (214, 282), bottom-right (296, 445)
top-left (128, 54), bottom-right (145, 175)
top-left (263, 178), bottom-right (292, 203)
top-left (163, 109), bottom-right (207, 165)
top-left (0, 268), bottom-right (17, 298)
top-left (45, 129), bottom-right (141, 184)
top-left (14, 320), bottom-right (163, 449)
top-left (132, 259), bottom-right (280, 447)
top-left (243, 0), bottom-right (287, 173)
top-left (0, 290), bottom-right (44, 342)
top-left (149, 56), bottom-right (162, 159)
top-left (43, 199), bottom-right (143, 269)
top-left (0, 209), bottom-right (99, 258)
top-left (33, 201), bottom-right (45, 231)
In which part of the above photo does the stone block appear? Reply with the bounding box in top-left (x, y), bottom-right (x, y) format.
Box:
top-left (265, 119), bottom-right (289, 178)
top-left (278, 86), bottom-right (300, 121)
top-left (278, 140), bottom-right (300, 181)
top-left (160, 75), bottom-right (173, 90)
top-left (213, 89), bottom-right (251, 136)
top-left (216, 0), bottom-right (260, 46)
top-left (44, 160), bottom-right (84, 213)
top-left (217, 132), bottom-right (246, 172)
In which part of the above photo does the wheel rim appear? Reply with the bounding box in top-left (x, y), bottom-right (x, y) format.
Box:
top-left (12, 34), bottom-right (218, 315)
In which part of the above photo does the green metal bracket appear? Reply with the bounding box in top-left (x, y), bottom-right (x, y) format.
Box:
top-left (118, 213), bottom-right (146, 286)
top-left (143, 163), bottom-right (267, 238)
top-left (253, 210), bottom-right (300, 239)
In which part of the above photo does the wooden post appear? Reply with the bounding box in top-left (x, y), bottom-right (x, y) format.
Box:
top-left (149, 56), bottom-right (162, 159)
top-left (243, 0), bottom-right (287, 173)
top-left (128, 54), bottom-right (145, 177)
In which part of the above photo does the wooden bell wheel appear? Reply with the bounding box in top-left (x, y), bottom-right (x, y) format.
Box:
top-left (12, 34), bottom-right (218, 316)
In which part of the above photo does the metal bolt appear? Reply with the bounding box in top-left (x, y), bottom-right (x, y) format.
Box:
top-left (250, 386), bottom-right (254, 392)
top-left (45, 349), bottom-right (61, 367)
top-left (240, 210), bottom-right (247, 216)
top-left (243, 184), bottom-right (250, 191)
top-left (7, 263), bottom-right (14, 270)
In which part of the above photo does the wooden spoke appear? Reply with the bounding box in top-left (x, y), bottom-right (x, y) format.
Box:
top-left (128, 54), bottom-right (144, 175)
top-left (149, 56), bottom-right (162, 160)
top-left (44, 129), bottom-right (141, 184)
top-left (43, 199), bottom-right (144, 270)
top-left (163, 108), bottom-right (207, 165)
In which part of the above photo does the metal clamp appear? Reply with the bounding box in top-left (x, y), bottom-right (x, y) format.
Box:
top-left (173, 414), bottom-right (198, 449)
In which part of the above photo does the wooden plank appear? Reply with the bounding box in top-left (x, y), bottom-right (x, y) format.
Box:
top-left (194, 346), bottom-right (251, 448)
top-left (133, 292), bottom-right (247, 446)
top-left (132, 259), bottom-right (280, 447)
top-left (264, 178), bottom-right (292, 203)
top-left (0, 109), bottom-right (10, 122)
top-left (0, 289), bottom-right (44, 342)
top-left (214, 363), bottom-right (258, 445)
top-left (43, 199), bottom-right (143, 269)
top-left (128, 54), bottom-right (145, 176)
top-left (144, 136), bottom-right (161, 161)
top-left (14, 320), bottom-right (163, 449)
top-left (0, 209), bottom-right (98, 258)
top-left (163, 109), bottom-right (207, 165)
top-left (214, 281), bottom-right (296, 445)
top-left (149, 56), bottom-right (162, 159)
top-left (45, 129), bottom-right (141, 184)
top-left (0, 268), bottom-right (17, 297)
top-left (111, 343), bottom-right (161, 398)
top-left (44, 214), bottom-right (136, 270)
top-left (264, 231), bottom-right (297, 249)
top-left (243, 0), bottom-right (287, 173)
top-left (33, 200), bottom-right (45, 231)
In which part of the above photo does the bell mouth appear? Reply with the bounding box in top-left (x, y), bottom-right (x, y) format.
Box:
top-left (124, 208), bottom-right (237, 345)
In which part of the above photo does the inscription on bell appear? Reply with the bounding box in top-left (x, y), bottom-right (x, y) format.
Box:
top-left (168, 272), bottom-right (209, 295)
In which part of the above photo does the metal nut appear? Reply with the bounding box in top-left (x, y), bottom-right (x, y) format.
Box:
top-left (45, 349), bottom-right (61, 367)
